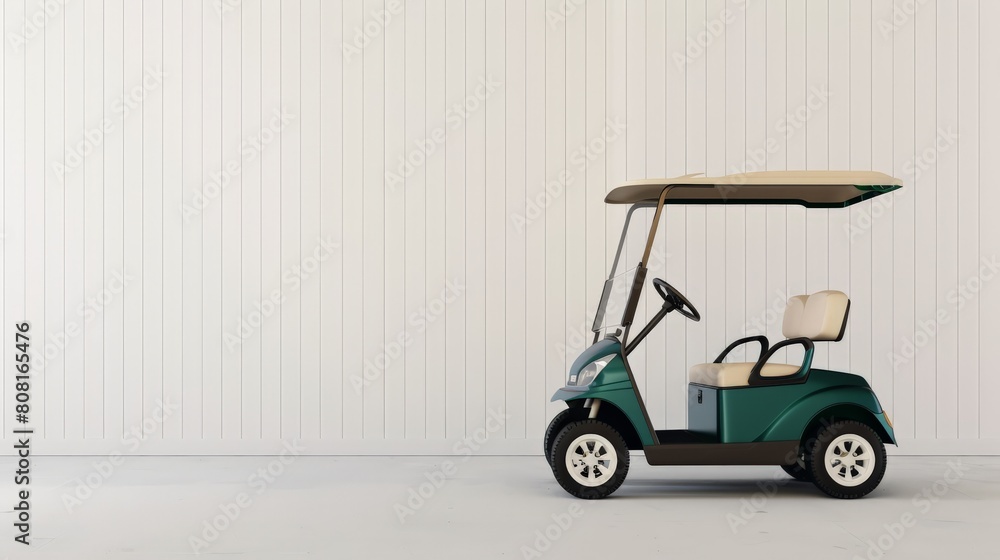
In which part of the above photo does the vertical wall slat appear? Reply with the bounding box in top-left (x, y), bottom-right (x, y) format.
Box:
top-left (544, 0), bottom-right (567, 426)
top-left (979, 0), bottom-right (1000, 440)
top-left (444, 0), bottom-right (467, 438)
top-left (25, 0), bottom-right (47, 439)
top-left (102, 0), bottom-right (125, 440)
top-left (484, 0), bottom-right (506, 438)
top-left (705, 0), bottom-right (728, 381)
top-left (424, 0), bottom-right (447, 439)
top-left (742, 0), bottom-right (768, 379)
top-left (2, 2), bottom-right (22, 439)
top-left (464, 0), bottom-right (487, 436)
top-left (644, 0), bottom-right (666, 427)
top-left (259, 0), bottom-right (282, 440)
top-left (891, 0), bottom-right (917, 442)
top-left (83, 0), bottom-right (106, 438)
top-left (663, 0), bottom-right (686, 428)
top-left (382, 0), bottom-right (406, 439)
top-left (828, 0), bottom-right (852, 374)
top-left (935, 0), bottom-right (960, 439)
top-left (523, 0), bottom-right (547, 437)
top-left (504, 0), bottom-right (528, 439)
top-left (220, 0), bottom-right (245, 440)
top-left (724, 0), bottom-right (748, 370)
top-left (180, 0), bottom-right (204, 440)
top-left (279, 0), bottom-right (303, 439)
top-left (804, 0), bottom-right (830, 369)
top-left (403, 0), bottom-right (428, 439)
top-left (765, 0), bottom-right (788, 365)
top-left (300, 0), bottom-right (323, 440)
top-left (44, 0), bottom-right (67, 437)
top-left (240, 0), bottom-right (263, 439)
top-left (142, 0), bottom-right (165, 438)
top-left (201, 0), bottom-right (223, 439)
top-left (850, 0), bottom-right (874, 388)
top-left (870, 0), bottom-right (896, 419)
top-left (162, 0), bottom-right (184, 439)
top-left (956, 0), bottom-right (981, 440)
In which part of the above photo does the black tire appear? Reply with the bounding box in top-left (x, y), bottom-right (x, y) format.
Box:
top-left (550, 420), bottom-right (630, 499)
top-left (781, 462), bottom-right (812, 482)
top-left (808, 420), bottom-right (887, 499)
top-left (543, 407), bottom-right (589, 469)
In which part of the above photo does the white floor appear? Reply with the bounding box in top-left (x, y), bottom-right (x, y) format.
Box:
top-left (2, 455), bottom-right (998, 559)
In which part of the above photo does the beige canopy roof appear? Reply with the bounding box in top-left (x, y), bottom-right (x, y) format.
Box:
top-left (605, 171), bottom-right (902, 208)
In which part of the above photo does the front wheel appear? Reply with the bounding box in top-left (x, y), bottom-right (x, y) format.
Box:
top-left (550, 420), bottom-right (630, 499)
top-left (543, 407), bottom-right (589, 469)
top-left (808, 420), bottom-right (887, 499)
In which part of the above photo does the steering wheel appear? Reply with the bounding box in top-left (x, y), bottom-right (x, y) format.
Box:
top-left (652, 278), bottom-right (701, 322)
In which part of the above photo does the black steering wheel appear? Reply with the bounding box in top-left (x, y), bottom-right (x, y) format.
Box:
top-left (652, 278), bottom-right (701, 322)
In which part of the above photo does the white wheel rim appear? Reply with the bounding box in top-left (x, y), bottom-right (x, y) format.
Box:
top-left (564, 434), bottom-right (618, 488)
top-left (824, 434), bottom-right (876, 487)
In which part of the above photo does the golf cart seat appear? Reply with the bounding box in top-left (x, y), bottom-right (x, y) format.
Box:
top-left (689, 291), bottom-right (850, 388)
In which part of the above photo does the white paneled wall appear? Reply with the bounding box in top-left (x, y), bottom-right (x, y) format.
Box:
top-left (3, 0), bottom-right (999, 455)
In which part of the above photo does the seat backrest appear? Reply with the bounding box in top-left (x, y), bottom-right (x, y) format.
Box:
top-left (782, 291), bottom-right (850, 341)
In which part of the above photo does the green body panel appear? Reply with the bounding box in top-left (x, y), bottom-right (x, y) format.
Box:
top-left (550, 339), bottom-right (657, 446)
top-left (714, 369), bottom-right (895, 443)
top-left (553, 340), bottom-right (896, 448)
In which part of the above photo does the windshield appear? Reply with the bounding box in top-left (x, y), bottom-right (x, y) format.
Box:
top-left (592, 265), bottom-right (638, 332)
top-left (590, 203), bottom-right (670, 336)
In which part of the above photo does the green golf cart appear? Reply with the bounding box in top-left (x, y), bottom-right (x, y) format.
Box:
top-left (545, 171), bottom-right (902, 500)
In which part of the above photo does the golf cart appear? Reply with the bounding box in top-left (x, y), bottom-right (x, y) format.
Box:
top-left (545, 171), bottom-right (902, 500)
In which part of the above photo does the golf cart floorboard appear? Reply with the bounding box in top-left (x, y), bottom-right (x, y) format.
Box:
top-left (644, 431), bottom-right (798, 466)
top-left (654, 430), bottom-right (717, 444)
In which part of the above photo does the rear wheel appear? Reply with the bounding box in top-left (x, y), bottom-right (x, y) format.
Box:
top-left (550, 420), bottom-right (629, 499)
top-left (808, 420), bottom-right (887, 499)
top-left (781, 461), bottom-right (812, 482)
top-left (781, 442), bottom-right (813, 481)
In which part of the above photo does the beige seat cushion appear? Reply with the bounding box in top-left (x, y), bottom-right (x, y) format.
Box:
top-left (783, 290), bottom-right (850, 341)
top-left (688, 362), bottom-right (801, 388)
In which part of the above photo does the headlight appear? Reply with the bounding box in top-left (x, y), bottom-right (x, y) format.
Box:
top-left (568, 354), bottom-right (616, 387)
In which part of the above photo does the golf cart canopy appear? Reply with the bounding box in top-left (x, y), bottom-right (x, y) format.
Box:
top-left (594, 170), bottom-right (903, 338)
top-left (605, 171), bottom-right (902, 208)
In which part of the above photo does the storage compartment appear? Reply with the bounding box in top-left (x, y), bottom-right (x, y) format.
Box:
top-left (687, 384), bottom-right (718, 437)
